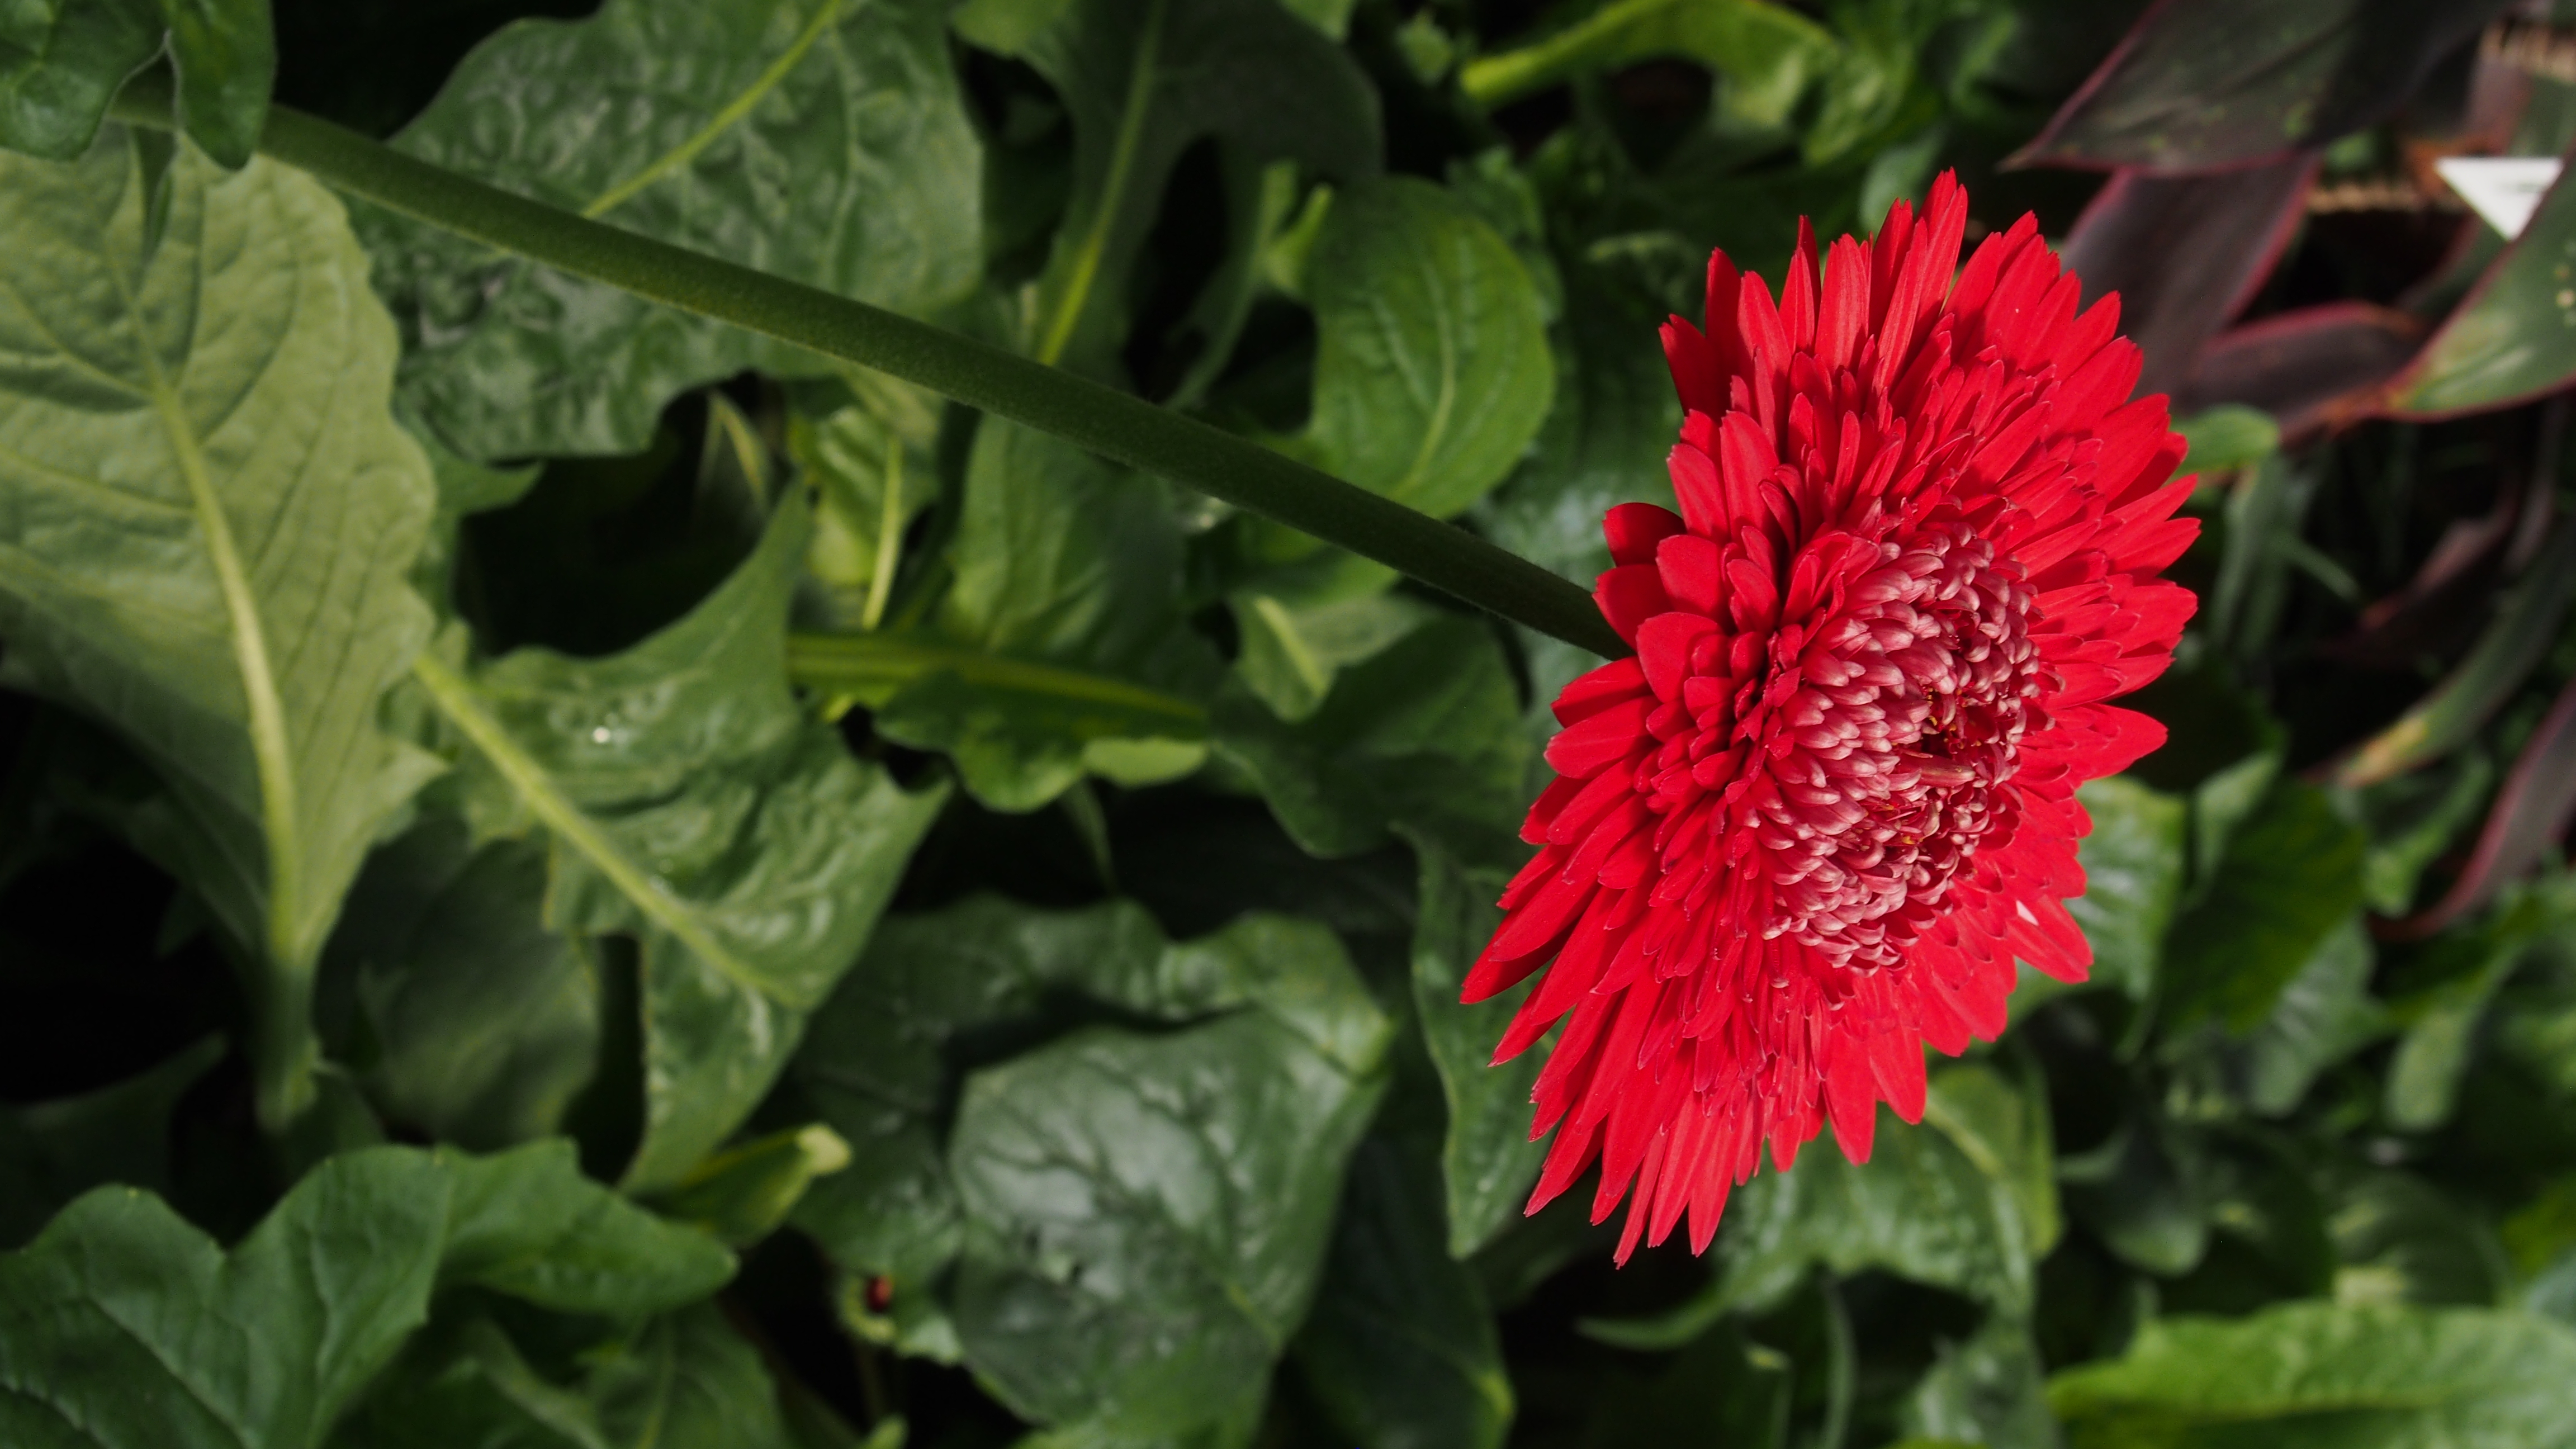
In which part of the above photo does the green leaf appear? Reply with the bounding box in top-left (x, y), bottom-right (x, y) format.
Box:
top-left (337, 1299), bottom-right (825, 1449)
top-left (948, 986), bottom-right (1389, 1440)
top-left (1475, 248), bottom-right (1683, 711)
top-left (326, 818), bottom-right (601, 1150)
top-left (788, 373), bottom-right (942, 633)
top-left (0, 1036), bottom-right (223, 1249)
top-left (1408, 831), bottom-right (1548, 1258)
top-left (2231, 918), bottom-right (2385, 1117)
top-left (2048, 1302), bottom-right (2576, 1448)
top-left (2064, 775), bottom-right (2188, 1002)
top-left (1230, 589), bottom-right (1441, 724)
top-left (329, 1316), bottom-right (607, 1449)
top-left (846, 419), bottom-right (1221, 811)
top-left (1588, 1101), bottom-right (2037, 1350)
top-left (2161, 780), bottom-right (2368, 1033)
top-left (414, 497), bottom-right (948, 1191)
top-left (1212, 615), bottom-right (1535, 869)
top-left (0, 133), bottom-right (442, 1126)
top-left (1924, 1061), bottom-right (2059, 1261)
top-left (150, 0), bottom-right (272, 168)
top-left (2174, 404), bottom-right (2281, 475)
top-left (437, 1141), bottom-right (739, 1316)
top-left (585, 1306), bottom-right (799, 1449)
top-left (2358, 754), bottom-right (2496, 916)
top-left (0, 1), bottom-right (273, 167)
top-left (2389, 165), bottom-right (2576, 414)
top-left (361, 0), bottom-right (983, 458)
top-left (0, 1141), bottom-right (731, 1449)
top-left (1297, 177), bottom-right (1556, 522)
top-left (2384, 880), bottom-right (2576, 1132)
top-left (1291, 1137), bottom-right (1514, 1449)
top-left (651, 1123), bottom-right (852, 1248)
top-left (1575, 1319), bottom-right (1794, 1447)
top-left (2061, 1106), bottom-right (2210, 1278)
top-left (954, 0), bottom-right (1381, 373)
top-left (792, 894), bottom-right (1390, 1440)
top-left (2324, 1165), bottom-right (2508, 1310)
top-left (1458, 0), bottom-right (1835, 121)
top-left (1717, 1101), bottom-right (2033, 1319)
top-left (2331, 523), bottom-right (2576, 788)
top-left (1901, 1313), bottom-right (2057, 1449)
top-left (0, 4), bottom-right (160, 162)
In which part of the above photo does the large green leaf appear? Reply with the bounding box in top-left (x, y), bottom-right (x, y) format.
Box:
top-left (1586, 1085), bottom-right (2039, 1351)
top-left (0, 1141), bottom-right (732, 1449)
top-left (325, 818), bottom-right (600, 1150)
top-left (414, 497), bottom-right (948, 1191)
top-left (0, 0), bottom-right (273, 166)
top-left (1717, 1097), bottom-right (2035, 1315)
top-left (2017, 0), bottom-right (2511, 171)
top-left (1212, 615), bottom-right (1535, 869)
top-left (0, 134), bottom-right (441, 1125)
top-left (1291, 1137), bottom-right (1513, 1449)
top-left (335, 1302), bottom-right (806, 1449)
top-left (1297, 177), bottom-right (1555, 523)
top-left (952, 0), bottom-right (1381, 375)
top-left (2048, 1302), bottom-right (2576, 1448)
top-left (789, 895), bottom-right (1392, 1442)
top-left (1408, 831), bottom-right (1547, 1257)
top-left (839, 419), bottom-right (1222, 812)
top-left (2064, 775), bottom-right (2188, 1002)
top-left (2160, 780), bottom-right (2367, 1033)
top-left (359, 0), bottom-right (982, 458)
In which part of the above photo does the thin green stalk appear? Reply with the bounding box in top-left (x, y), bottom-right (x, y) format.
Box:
top-left (108, 74), bottom-right (1624, 658)
top-left (785, 632), bottom-right (1209, 726)
top-left (859, 446), bottom-right (902, 632)
top-left (1036, 0), bottom-right (1166, 365)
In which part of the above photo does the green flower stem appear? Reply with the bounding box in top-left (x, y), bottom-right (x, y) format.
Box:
top-left (109, 75), bottom-right (1625, 659)
top-left (785, 633), bottom-right (1210, 728)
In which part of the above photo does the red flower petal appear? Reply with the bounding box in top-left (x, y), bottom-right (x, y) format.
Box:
top-left (1472, 173), bottom-right (2194, 1263)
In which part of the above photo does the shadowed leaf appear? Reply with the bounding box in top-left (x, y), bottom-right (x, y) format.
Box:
top-left (359, 0), bottom-right (983, 458)
top-left (2057, 156), bottom-right (2318, 398)
top-left (418, 498), bottom-right (947, 1191)
top-left (2176, 303), bottom-right (2426, 442)
top-left (2016, 0), bottom-right (2509, 170)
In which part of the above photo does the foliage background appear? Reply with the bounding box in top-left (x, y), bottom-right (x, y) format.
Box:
top-left (11, 0), bottom-right (2576, 1446)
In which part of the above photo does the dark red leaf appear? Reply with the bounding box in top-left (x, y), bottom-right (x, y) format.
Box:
top-left (2382, 673), bottom-right (2576, 941)
top-left (2174, 303), bottom-right (2426, 442)
top-left (2013, 0), bottom-right (2513, 172)
top-left (2059, 156), bottom-right (2318, 398)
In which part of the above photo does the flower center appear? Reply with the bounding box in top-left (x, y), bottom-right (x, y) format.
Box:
top-left (1644, 515), bottom-right (2045, 973)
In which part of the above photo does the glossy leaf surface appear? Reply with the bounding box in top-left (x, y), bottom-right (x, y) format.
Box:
top-left (361, 0), bottom-right (983, 458)
top-left (0, 133), bottom-right (440, 1124)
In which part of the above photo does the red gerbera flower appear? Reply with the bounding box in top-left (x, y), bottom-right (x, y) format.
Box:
top-left (1465, 173), bottom-right (2197, 1262)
